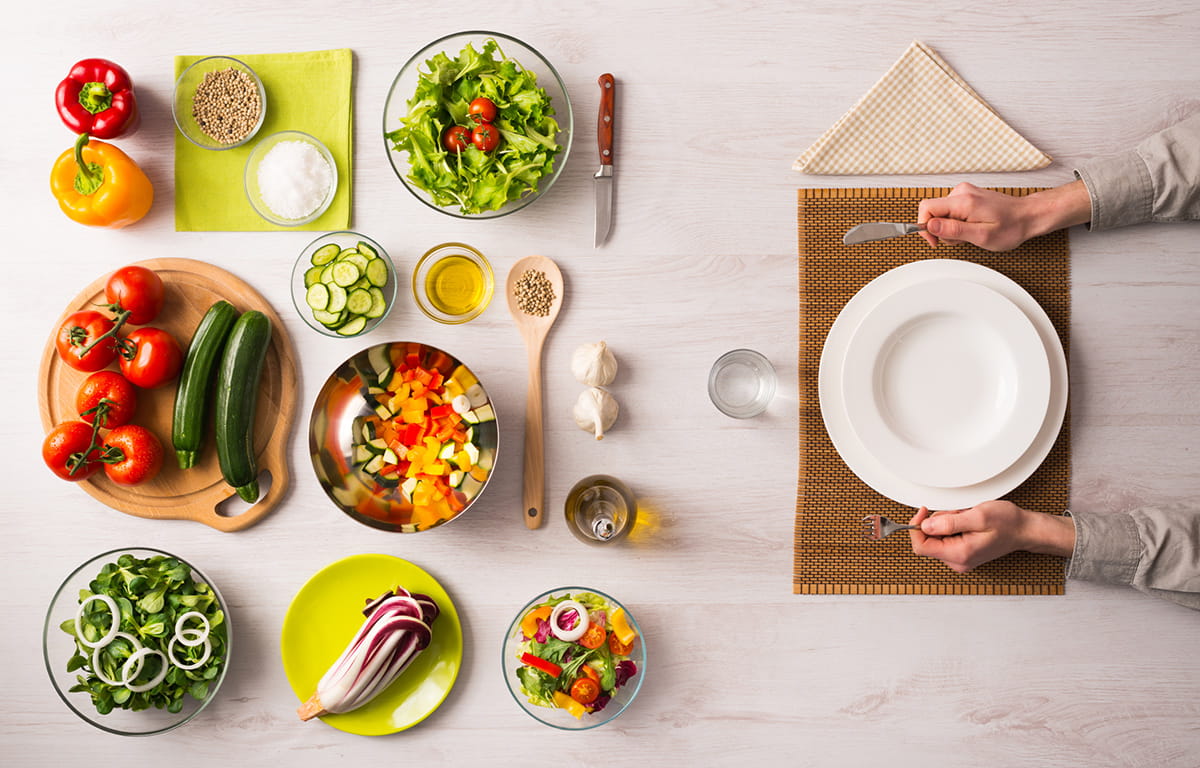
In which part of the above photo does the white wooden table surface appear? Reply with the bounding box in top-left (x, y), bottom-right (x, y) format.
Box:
top-left (5, 2), bottom-right (1199, 765)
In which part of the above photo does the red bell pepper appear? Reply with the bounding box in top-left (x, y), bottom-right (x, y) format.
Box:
top-left (56, 59), bottom-right (140, 139)
top-left (520, 652), bottom-right (562, 678)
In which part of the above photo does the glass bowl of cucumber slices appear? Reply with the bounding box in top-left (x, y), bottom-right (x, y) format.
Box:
top-left (292, 232), bottom-right (397, 338)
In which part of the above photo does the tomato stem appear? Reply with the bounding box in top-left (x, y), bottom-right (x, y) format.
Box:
top-left (75, 307), bottom-right (131, 358)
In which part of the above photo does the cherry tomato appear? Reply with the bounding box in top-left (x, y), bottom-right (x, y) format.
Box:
top-left (608, 631), bottom-right (634, 656)
top-left (570, 677), bottom-right (600, 706)
top-left (468, 96), bottom-right (498, 123)
top-left (471, 123), bottom-right (500, 152)
top-left (118, 327), bottom-right (183, 389)
top-left (42, 421), bottom-right (101, 481)
top-left (56, 310), bottom-right (117, 372)
top-left (75, 371), bottom-right (138, 429)
top-left (101, 424), bottom-right (163, 485)
top-left (442, 125), bottom-right (471, 153)
top-left (581, 665), bottom-right (601, 684)
top-left (578, 621), bottom-right (607, 649)
top-left (105, 265), bottom-right (165, 325)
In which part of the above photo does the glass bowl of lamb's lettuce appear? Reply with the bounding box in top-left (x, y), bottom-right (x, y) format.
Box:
top-left (42, 548), bottom-right (230, 736)
top-left (383, 31), bottom-right (573, 219)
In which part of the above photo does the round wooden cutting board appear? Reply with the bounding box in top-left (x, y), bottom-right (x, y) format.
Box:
top-left (38, 258), bottom-right (297, 532)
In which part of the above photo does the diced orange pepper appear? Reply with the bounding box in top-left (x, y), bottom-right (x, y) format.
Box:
top-left (469, 466), bottom-right (489, 482)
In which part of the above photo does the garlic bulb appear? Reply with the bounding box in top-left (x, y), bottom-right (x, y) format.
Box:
top-left (571, 341), bottom-right (618, 387)
top-left (573, 387), bottom-right (619, 440)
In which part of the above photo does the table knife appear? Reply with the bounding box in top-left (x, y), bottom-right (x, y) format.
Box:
top-left (842, 222), bottom-right (925, 245)
top-left (594, 73), bottom-right (615, 248)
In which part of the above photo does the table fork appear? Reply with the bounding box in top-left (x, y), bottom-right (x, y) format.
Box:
top-left (862, 514), bottom-right (920, 541)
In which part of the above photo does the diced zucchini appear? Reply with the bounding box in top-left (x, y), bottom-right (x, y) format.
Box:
top-left (364, 454), bottom-right (385, 474)
top-left (374, 403), bottom-right (393, 419)
top-left (438, 442), bottom-right (456, 460)
top-left (353, 444), bottom-right (373, 463)
top-left (366, 438), bottom-right (387, 452)
top-left (476, 446), bottom-right (494, 471)
top-left (448, 470), bottom-right (464, 488)
top-left (466, 383), bottom-right (488, 408)
top-left (368, 344), bottom-right (392, 383)
top-left (382, 448), bottom-right (398, 464)
top-left (400, 477), bottom-right (419, 502)
top-left (464, 442), bottom-right (480, 466)
top-left (473, 403), bottom-right (495, 422)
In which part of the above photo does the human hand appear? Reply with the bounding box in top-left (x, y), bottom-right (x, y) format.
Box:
top-left (916, 180), bottom-right (1091, 251)
top-left (916, 183), bottom-right (1035, 251)
top-left (908, 501), bottom-right (1075, 573)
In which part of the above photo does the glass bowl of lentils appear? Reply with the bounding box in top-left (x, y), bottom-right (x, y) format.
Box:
top-left (244, 131), bottom-right (338, 226)
top-left (172, 56), bottom-right (266, 150)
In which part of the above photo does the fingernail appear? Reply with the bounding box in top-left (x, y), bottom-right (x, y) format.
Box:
top-left (927, 219), bottom-right (942, 235)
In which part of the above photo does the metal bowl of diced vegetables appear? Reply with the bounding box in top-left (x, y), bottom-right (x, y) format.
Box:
top-left (308, 341), bottom-right (499, 532)
top-left (291, 231), bottom-right (396, 338)
top-left (42, 548), bottom-right (231, 736)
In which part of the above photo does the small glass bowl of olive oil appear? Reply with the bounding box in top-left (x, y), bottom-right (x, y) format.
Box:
top-left (412, 242), bottom-right (494, 324)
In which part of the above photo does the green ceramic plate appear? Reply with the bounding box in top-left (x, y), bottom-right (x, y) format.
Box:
top-left (280, 554), bottom-right (463, 735)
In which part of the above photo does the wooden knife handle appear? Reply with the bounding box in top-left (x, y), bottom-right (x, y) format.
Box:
top-left (598, 73), bottom-right (615, 166)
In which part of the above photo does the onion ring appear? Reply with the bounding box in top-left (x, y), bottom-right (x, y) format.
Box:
top-left (173, 611), bottom-right (210, 646)
top-left (549, 600), bottom-right (589, 642)
top-left (168, 634), bottom-right (212, 670)
top-left (124, 647), bottom-right (169, 692)
top-left (74, 594), bottom-right (120, 649)
top-left (91, 632), bottom-right (142, 686)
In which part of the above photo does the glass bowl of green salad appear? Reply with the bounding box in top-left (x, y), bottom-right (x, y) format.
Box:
top-left (502, 587), bottom-right (645, 730)
top-left (42, 548), bottom-right (231, 736)
top-left (383, 31), bottom-right (573, 219)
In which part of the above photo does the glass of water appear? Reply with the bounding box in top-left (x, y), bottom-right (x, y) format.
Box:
top-left (708, 349), bottom-right (776, 418)
top-left (564, 475), bottom-right (637, 544)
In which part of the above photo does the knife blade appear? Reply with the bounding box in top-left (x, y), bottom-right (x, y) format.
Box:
top-left (842, 222), bottom-right (925, 245)
top-left (594, 73), bottom-right (615, 248)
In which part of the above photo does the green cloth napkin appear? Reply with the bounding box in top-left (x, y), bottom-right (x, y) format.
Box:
top-left (174, 48), bottom-right (353, 231)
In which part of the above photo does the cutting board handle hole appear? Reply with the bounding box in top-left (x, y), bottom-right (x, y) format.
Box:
top-left (215, 469), bottom-right (274, 518)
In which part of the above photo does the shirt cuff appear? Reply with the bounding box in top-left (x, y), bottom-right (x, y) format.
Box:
top-left (1073, 149), bottom-right (1154, 231)
top-left (1066, 509), bottom-right (1141, 586)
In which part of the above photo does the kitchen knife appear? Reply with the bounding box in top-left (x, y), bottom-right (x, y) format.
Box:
top-left (842, 222), bottom-right (925, 245)
top-left (594, 73), bottom-right (615, 248)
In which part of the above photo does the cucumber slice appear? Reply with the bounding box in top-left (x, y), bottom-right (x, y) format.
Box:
top-left (346, 288), bottom-right (373, 315)
top-left (326, 283), bottom-right (348, 313)
top-left (365, 258), bottom-right (389, 287)
top-left (357, 241), bottom-right (379, 259)
top-left (342, 252), bottom-right (370, 272)
top-left (304, 265), bottom-right (324, 288)
top-left (365, 287), bottom-right (387, 318)
top-left (305, 283), bottom-right (330, 311)
top-left (311, 243), bottom-right (341, 266)
top-left (312, 308), bottom-right (344, 327)
top-left (337, 316), bottom-right (368, 336)
top-left (331, 262), bottom-right (360, 287)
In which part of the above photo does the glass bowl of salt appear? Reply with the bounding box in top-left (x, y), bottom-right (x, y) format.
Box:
top-left (244, 130), bottom-right (338, 226)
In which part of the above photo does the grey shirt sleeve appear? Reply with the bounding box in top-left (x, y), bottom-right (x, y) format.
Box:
top-left (1068, 504), bottom-right (1200, 611)
top-left (1073, 113), bottom-right (1200, 230)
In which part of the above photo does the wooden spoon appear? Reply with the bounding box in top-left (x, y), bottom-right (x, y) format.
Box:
top-left (506, 255), bottom-right (565, 529)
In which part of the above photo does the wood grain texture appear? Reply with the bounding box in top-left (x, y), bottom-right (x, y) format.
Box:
top-left (36, 258), bottom-right (296, 531)
top-left (5, 1), bottom-right (1200, 766)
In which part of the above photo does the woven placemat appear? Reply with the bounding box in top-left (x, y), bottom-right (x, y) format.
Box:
top-left (794, 187), bottom-right (1070, 595)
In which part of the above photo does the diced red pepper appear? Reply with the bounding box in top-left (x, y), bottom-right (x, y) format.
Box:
top-left (405, 352), bottom-right (421, 368)
top-left (520, 652), bottom-right (562, 678)
top-left (430, 403), bottom-right (455, 419)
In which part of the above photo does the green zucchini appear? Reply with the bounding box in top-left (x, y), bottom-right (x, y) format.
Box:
top-left (215, 310), bottom-right (271, 502)
top-left (173, 301), bottom-right (239, 469)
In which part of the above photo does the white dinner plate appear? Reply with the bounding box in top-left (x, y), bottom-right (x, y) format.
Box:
top-left (840, 278), bottom-right (1050, 488)
top-left (819, 260), bottom-right (1068, 510)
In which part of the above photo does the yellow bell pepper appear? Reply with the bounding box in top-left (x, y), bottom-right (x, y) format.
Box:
top-left (50, 133), bottom-right (153, 228)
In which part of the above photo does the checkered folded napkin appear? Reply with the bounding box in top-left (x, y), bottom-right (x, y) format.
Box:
top-left (793, 41), bottom-right (1051, 175)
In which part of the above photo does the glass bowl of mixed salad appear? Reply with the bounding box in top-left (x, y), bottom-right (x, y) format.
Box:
top-left (383, 30), bottom-right (573, 219)
top-left (308, 341), bottom-right (499, 532)
top-left (42, 548), bottom-right (231, 736)
top-left (503, 587), bottom-right (645, 730)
